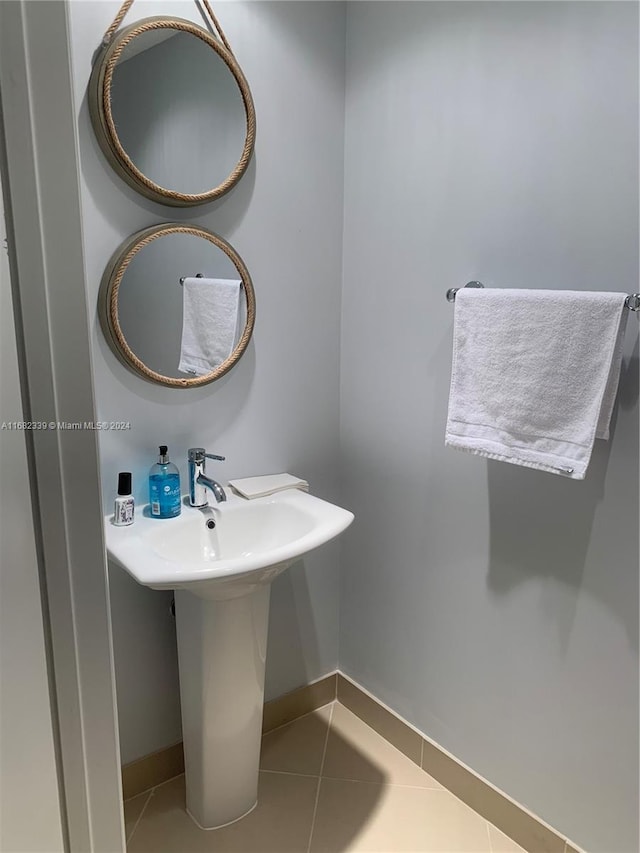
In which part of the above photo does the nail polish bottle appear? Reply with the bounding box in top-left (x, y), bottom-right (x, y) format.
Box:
top-left (114, 472), bottom-right (135, 526)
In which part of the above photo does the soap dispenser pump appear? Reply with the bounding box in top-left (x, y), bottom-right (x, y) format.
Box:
top-left (149, 445), bottom-right (181, 518)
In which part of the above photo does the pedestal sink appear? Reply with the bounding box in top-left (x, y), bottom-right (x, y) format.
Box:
top-left (104, 488), bottom-right (353, 829)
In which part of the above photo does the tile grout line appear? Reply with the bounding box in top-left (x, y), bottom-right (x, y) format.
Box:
top-left (126, 788), bottom-right (154, 845)
top-left (486, 819), bottom-right (494, 853)
top-left (306, 700), bottom-right (335, 853)
top-left (319, 774), bottom-right (445, 790)
top-left (264, 700), bottom-right (336, 737)
top-left (124, 770), bottom-right (184, 803)
top-left (263, 767), bottom-right (443, 790)
top-left (260, 769), bottom-right (320, 779)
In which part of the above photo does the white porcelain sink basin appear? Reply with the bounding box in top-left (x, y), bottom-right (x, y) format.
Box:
top-left (104, 485), bottom-right (353, 831)
top-left (105, 488), bottom-right (353, 600)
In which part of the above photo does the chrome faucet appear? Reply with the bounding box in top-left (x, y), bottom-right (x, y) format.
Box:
top-left (188, 448), bottom-right (227, 506)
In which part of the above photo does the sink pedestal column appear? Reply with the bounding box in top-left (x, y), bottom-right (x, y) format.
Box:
top-left (174, 584), bottom-right (271, 829)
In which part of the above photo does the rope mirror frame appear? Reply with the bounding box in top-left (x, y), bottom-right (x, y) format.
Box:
top-left (98, 223), bottom-right (256, 387)
top-left (88, 16), bottom-right (256, 207)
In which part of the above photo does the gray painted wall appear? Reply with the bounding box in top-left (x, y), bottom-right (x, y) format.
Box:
top-left (340, 4), bottom-right (638, 852)
top-left (69, 0), bottom-right (346, 765)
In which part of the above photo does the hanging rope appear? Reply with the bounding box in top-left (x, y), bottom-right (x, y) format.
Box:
top-left (102, 0), bottom-right (135, 45)
top-left (102, 0), bottom-right (233, 54)
top-left (200, 0), bottom-right (233, 55)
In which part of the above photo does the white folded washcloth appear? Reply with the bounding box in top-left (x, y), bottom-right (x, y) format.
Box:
top-left (178, 277), bottom-right (241, 376)
top-left (228, 474), bottom-right (310, 499)
top-left (445, 289), bottom-right (629, 479)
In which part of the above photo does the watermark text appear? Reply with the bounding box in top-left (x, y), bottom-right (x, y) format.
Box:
top-left (1, 421), bottom-right (132, 431)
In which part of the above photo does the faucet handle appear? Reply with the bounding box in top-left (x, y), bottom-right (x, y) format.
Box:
top-left (188, 448), bottom-right (225, 463)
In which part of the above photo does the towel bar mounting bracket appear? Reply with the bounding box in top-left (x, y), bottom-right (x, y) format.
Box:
top-left (446, 281), bottom-right (484, 303)
top-left (626, 294), bottom-right (640, 312)
top-left (179, 273), bottom-right (204, 285)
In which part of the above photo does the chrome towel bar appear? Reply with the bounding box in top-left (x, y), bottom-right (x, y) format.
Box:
top-left (446, 281), bottom-right (640, 311)
top-left (179, 273), bottom-right (243, 289)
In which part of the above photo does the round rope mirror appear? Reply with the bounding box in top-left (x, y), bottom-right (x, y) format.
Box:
top-left (89, 15), bottom-right (256, 206)
top-left (99, 224), bottom-right (256, 387)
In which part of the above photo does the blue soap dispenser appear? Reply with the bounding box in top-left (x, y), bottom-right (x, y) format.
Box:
top-left (149, 445), bottom-right (181, 518)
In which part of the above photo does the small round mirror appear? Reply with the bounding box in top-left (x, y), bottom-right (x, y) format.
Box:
top-left (99, 224), bottom-right (255, 387)
top-left (89, 17), bottom-right (255, 206)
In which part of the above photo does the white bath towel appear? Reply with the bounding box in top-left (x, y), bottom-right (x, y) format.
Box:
top-left (445, 289), bottom-right (629, 479)
top-left (179, 277), bottom-right (241, 376)
top-left (228, 474), bottom-right (309, 499)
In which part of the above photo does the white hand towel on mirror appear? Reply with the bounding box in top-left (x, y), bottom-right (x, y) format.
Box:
top-left (445, 289), bottom-right (629, 479)
top-left (178, 277), bottom-right (241, 376)
top-left (228, 474), bottom-right (309, 499)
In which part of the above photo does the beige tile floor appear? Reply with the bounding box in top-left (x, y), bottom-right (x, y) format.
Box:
top-left (125, 701), bottom-right (526, 853)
